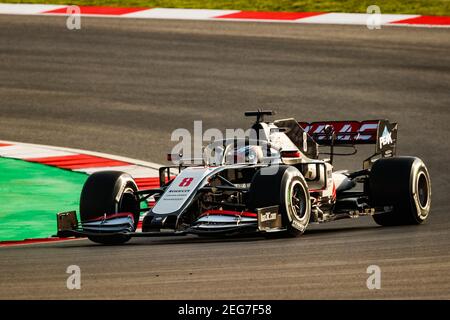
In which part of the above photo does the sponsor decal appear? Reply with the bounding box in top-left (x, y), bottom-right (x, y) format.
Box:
top-left (153, 167), bottom-right (216, 214)
top-left (299, 120), bottom-right (380, 143)
top-left (291, 219), bottom-right (306, 231)
top-left (376, 121), bottom-right (397, 156)
top-left (179, 177), bottom-right (194, 187)
top-left (257, 205), bottom-right (281, 231)
top-left (260, 211), bottom-right (277, 222)
top-left (379, 127), bottom-right (393, 148)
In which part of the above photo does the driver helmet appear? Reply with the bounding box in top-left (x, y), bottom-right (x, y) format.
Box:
top-left (230, 145), bottom-right (263, 164)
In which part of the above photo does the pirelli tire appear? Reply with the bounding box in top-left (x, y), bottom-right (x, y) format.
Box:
top-left (247, 165), bottom-right (311, 237)
top-left (370, 156), bottom-right (431, 226)
top-left (80, 171), bottom-right (140, 245)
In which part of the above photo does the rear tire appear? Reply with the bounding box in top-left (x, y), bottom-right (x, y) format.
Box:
top-left (80, 171), bottom-right (140, 245)
top-left (370, 157), bottom-right (431, 226)
top-left (247, 166), bottom-right (311, 237)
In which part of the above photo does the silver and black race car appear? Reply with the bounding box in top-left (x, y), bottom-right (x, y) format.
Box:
top-left (57, 110), bottom-right (431, 244)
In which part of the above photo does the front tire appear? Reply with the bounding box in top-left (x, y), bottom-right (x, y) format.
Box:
top-left (370, 157), bottom-right (431, 226)
top-left (80, 171), bottom-right (140, 245)
top-left (247, 166), bottom-right (311, 237)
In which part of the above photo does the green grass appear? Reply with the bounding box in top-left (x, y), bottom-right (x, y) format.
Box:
top-left (0, 157), bottom-right (88, 241)
top-left (4, 0), bottom-right (450, 16)
top-left (0, 157), bottom-right (150, 241)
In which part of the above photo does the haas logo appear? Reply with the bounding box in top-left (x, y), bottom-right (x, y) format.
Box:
top-left (379, 127), bottom-right (393, 148)
top-left (179, 177), bottom-right (194, 187)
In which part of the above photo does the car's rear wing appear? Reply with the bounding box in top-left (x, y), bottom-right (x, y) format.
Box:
top-left (298, 120), bottom-right (398, 158)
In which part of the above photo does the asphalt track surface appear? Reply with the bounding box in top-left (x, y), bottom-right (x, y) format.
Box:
top-left (0, 15), bottom-right (449, 299)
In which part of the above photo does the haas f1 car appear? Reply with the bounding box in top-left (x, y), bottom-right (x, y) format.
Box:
top-left (57, 111), bottom-right (431, 244)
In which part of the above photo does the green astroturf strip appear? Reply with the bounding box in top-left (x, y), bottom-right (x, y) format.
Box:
top-left (0, 157), bottom-right (88, 241)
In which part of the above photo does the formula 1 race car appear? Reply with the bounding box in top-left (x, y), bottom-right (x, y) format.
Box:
top-left (57, 110), bottom-right (431, 244)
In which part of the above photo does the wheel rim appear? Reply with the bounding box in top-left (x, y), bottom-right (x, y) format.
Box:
top-left (290, 182), bottom-right (306, 220)
top-left (417, 172), bottom-right (429, 210)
